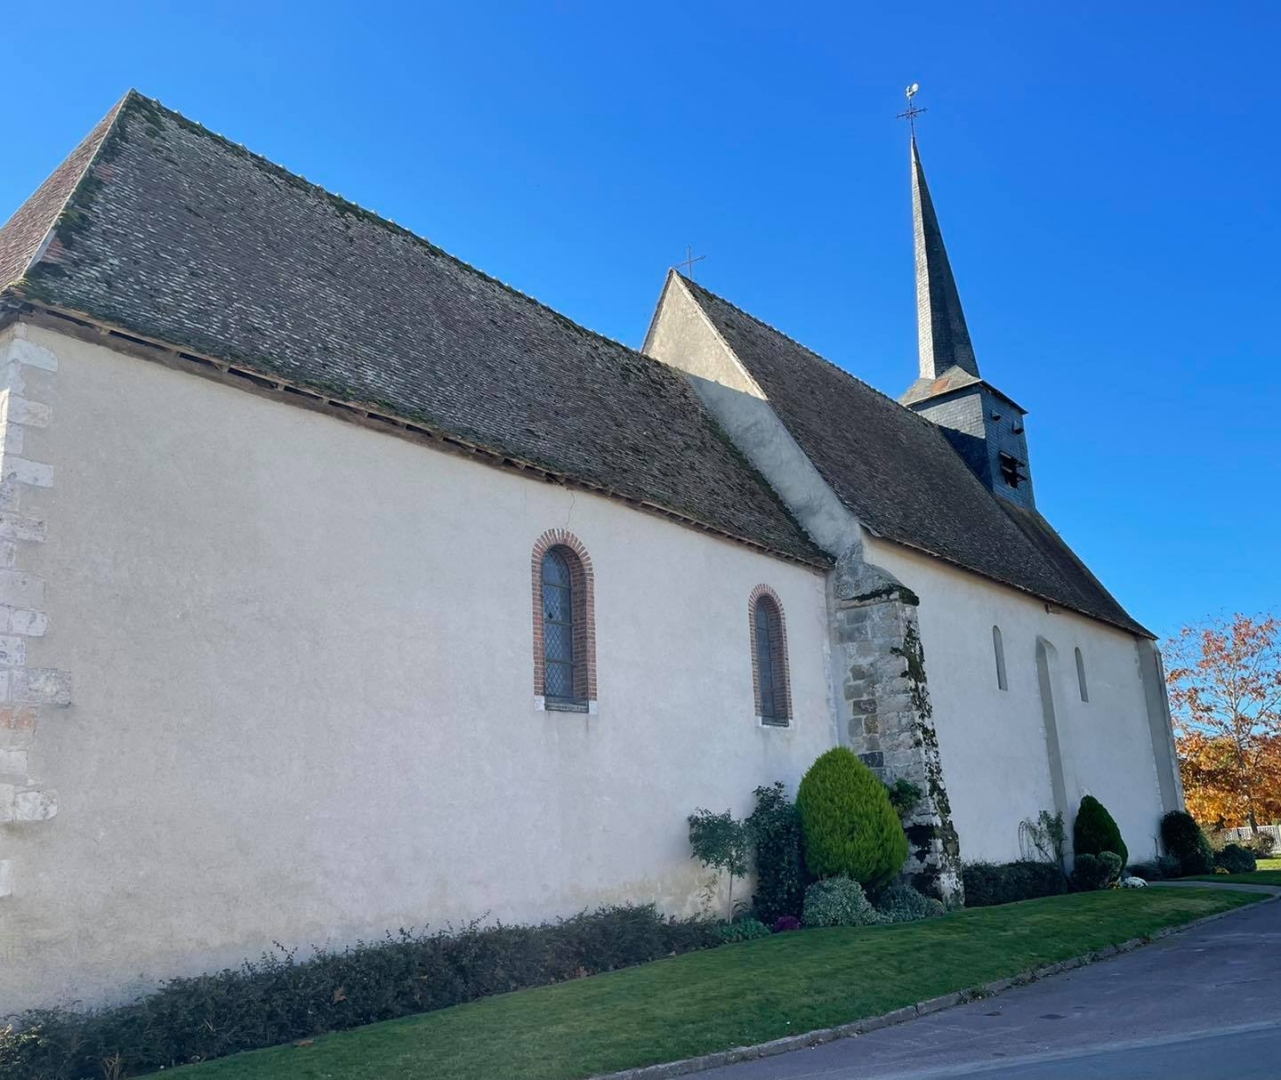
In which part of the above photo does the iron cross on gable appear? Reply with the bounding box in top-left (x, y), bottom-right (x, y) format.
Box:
top-left (675, 245), bottom-right (706, 280)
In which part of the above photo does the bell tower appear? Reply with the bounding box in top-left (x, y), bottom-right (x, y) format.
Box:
top-left (898, 111), bottom-right (1034, 509)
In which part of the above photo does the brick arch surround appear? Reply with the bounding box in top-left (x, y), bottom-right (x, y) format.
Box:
top-left (531, 529), bottom-right (597, 708)
top-left (748, 584), bottom-right (792, 725)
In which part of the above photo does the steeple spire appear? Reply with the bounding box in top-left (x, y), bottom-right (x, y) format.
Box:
top-left (898, 103), bottom-right (1036, 510)
top-left (911, 135), bottom-right (979, 382)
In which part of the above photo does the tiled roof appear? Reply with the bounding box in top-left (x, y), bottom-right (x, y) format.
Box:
top-left (679, 277), bottom-right (1151, 637)
top-left (0, 92), bottom-right (826, 567)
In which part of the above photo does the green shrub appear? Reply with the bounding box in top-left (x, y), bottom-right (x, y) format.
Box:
top-left (1073, 795), bottom-right (1128, 868)
top-left (1073, 852), bottom-right (1121, 891)
top-left (875, 883), bottom-right (944, 923)
top-left (717, 917), bottom-right (773, 944)
top-left (796, 748), bottom-right (908, 890)
top-left (0, 905), bottom-right (719, 1080)
top-left (1160, 811), bottom-right (1214, 875)
top-left (746, 783), bottom-right (807, 923)
top-left (802, 877), bottom-right (883, 928)
top-left (1215, 843), bottom-right (1257, 874)
top-left (961, 860), bottom-right (1068, 907)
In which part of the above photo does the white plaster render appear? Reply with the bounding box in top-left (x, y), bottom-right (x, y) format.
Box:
top-left (645, 273), bottom-right (1178, 883)
top-left (646, 274), bottom-right (963, 903)
top-left (3, 323), bottom-right (834, 1013)
top-left (865, 538), bottom-right (1170, 864)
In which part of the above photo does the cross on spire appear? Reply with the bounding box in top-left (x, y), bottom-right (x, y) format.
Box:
top-left (674, 244), bottom-right (706, 280)
top-left (896, 82), bottom-right (927, 137)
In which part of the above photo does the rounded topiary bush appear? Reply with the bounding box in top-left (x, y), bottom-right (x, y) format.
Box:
top-left (1160, 811), bottom-right (1214, 876)
top-left (1073, 795), bottom-right (1128, 868)
top-left (802, 877), bottom-right (882, 928)
top-left (796, 748), bottom-right (908, 890)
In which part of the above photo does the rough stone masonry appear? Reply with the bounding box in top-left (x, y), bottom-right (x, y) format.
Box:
top-left (832, 554), bottom-right (962, 904)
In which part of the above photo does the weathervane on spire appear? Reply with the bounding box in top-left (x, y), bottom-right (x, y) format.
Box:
top-left (896, 82), bottom-right (926, 136)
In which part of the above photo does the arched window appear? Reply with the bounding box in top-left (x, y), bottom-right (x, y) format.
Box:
top-left (1075, 647), bottom-right (1089, 703)
top-left (749, 586), bottom-right (791, 726)
top-left (531, 530), bottom-right (596, 711)
top-left (541, 549), bottom-right (575, 702)
top-left (992, 625), bottom-right (1008, 691)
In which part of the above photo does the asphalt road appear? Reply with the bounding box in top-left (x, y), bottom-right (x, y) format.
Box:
top-left (700, 894), bottom-right (1281, 1080)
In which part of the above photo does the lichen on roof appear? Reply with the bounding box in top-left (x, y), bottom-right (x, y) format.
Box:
top-left (0, 91), bottom-right (827, 567)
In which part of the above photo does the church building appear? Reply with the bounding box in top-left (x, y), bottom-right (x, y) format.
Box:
top-left (0, 92), bottom-right (1181, 1012)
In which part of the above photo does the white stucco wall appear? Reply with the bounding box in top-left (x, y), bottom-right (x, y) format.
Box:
top-left (864, 538), bottom-right (1168, 866)
top-left (0, 324), bottom-right (834, 1012)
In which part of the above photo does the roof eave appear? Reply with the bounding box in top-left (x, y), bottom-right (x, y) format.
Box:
top-left (12, 296), bottom-right (833, 572)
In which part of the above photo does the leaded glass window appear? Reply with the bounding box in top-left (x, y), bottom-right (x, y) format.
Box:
top-left (542, 548), bottom-right (576, 702)
top-left (754, 596), bottom-right (788, 724)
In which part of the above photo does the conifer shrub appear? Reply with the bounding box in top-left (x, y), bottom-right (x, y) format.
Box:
top-left (746, 782), bottom-right (807, 923)
top-left (796, 748), bottom-right (908, 890)
top-left (1072, 795), bottom-right (1128, 868)
top-left (1160, 810), bottom-right (1215, 876)
top-left (802, 877), bottom-right (883, 928)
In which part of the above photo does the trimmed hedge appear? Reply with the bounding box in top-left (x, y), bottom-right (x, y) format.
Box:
top-left (0, 905), bottom-right (718, 1080)
top-left (962, 860), bottom-right (1068, 907)
top-left (1161, 811), bottom-right (1215, 876)
top-left (796, 748), bottom-right (908, 890)
top-left (1073, 795), bottom-right (1128, 868)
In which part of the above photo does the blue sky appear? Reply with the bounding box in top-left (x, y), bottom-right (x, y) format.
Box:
top-left (3, 3), bottom-right (1277, 638)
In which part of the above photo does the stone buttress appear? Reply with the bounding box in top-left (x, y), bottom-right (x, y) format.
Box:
top-left (831, 546), bottom-right (962, 903)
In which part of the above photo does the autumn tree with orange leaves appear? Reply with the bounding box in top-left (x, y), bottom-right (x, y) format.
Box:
top-left (1164, 614), bottom-right (1281, 830)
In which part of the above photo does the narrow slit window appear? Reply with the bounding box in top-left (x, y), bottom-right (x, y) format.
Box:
top-left (993, 625), bottom-right (1008, 691)
top-left (532, 531), bottom-right (596, 710)
top-left (751, 590), bottom-right (790, 725)
top-left (1075, 647), bottom-right (1089, 703)
top-left (541, 549), bottom-right (576, 703)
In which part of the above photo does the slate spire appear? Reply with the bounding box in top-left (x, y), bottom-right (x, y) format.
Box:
top-left (911, 135), bottom-right (979, 381)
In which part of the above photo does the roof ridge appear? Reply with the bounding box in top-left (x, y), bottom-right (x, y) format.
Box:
top-left (678, 274), bottom-right (947, 432)
top-left (681, 276), bottom-right (1040, 517)
top-left (107, 92), bottom-right (653, 368)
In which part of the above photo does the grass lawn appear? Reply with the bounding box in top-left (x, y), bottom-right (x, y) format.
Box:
top-left (1182, 870), bottom-right (1281, 886)
top-left (152, 888), bottom-right (1259, 1080)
